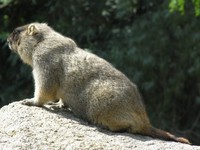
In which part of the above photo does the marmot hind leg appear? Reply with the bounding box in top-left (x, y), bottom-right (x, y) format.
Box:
top-left (96, 110), bottom-right (146, 133)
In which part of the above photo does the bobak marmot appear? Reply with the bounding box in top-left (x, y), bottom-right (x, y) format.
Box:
top-left (7, 23), bottom-right (190, 144)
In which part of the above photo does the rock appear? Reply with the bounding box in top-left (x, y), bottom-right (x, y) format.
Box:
top-left (0, 101), bottom-right (199, 150)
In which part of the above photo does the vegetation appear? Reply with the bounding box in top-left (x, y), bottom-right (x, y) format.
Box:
top-left (0, 0), bottom-right (200, 145)
top-left (169, 0), bottom-right (200, 16)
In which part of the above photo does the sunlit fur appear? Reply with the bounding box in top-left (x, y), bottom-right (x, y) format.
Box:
top-left (7, 23), bottom-right (190, 144)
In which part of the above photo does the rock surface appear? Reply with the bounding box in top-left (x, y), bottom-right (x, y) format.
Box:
top-left (0, 101), bottom-right (199, 150)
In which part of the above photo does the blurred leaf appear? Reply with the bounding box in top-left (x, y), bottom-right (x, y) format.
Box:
top-left (169, 0), bottom-right (200, 16)
top-left (193, 0), bottom-right (200, 16)
top-left (0, 0), bottom-right (12, 6)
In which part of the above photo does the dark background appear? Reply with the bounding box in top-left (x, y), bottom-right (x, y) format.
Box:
top-left (0, 0), bottom-right (200, 145)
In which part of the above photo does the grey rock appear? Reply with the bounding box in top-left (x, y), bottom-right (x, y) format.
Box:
top-left (0, 101), bottom-right (199, 150)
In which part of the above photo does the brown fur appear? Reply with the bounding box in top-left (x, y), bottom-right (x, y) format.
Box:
top-left (7, 23), bottom-right (190, 144)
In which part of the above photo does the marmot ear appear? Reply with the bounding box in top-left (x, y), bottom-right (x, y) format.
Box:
top-left (27, 24), bottom-right (39, 35)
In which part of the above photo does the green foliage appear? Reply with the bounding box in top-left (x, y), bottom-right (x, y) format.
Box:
top-left (169, 0), bottom-right (200, 16)
top-left (193, 0), bottom-right (200, 16)
top-left (169, 0), bottom-right (185, 14)
top-left (0, 0), bottom-right (12, 5)
top-left (0, 0), bottom-right (200, 145)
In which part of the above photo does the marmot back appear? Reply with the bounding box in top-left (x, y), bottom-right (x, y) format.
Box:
top-left (7, 23), bottom-right (190, 144)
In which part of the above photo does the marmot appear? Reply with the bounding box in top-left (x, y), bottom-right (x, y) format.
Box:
top-left (7, 23), bottom-right (190, 144)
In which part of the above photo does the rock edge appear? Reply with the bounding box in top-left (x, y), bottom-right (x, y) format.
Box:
top-left (0, 101), bottom-right (199, 150)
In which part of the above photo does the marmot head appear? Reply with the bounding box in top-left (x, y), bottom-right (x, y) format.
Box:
top-left (7, 23), bottom-right (50, 53)
top-left (7, 23), bottom-right (76, 66)
top-left (7, 23), bottom-right (52, 65)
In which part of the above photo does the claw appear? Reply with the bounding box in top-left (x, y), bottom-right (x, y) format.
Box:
top-left (21, 98), bottom-right (40, 106)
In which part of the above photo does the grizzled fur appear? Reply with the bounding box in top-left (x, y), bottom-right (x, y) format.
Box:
top-left (7, 23), bottom-right (190, 144)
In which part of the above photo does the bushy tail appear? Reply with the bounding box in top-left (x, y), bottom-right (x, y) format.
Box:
top-left (144, 126), bottom-right (191, 144)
